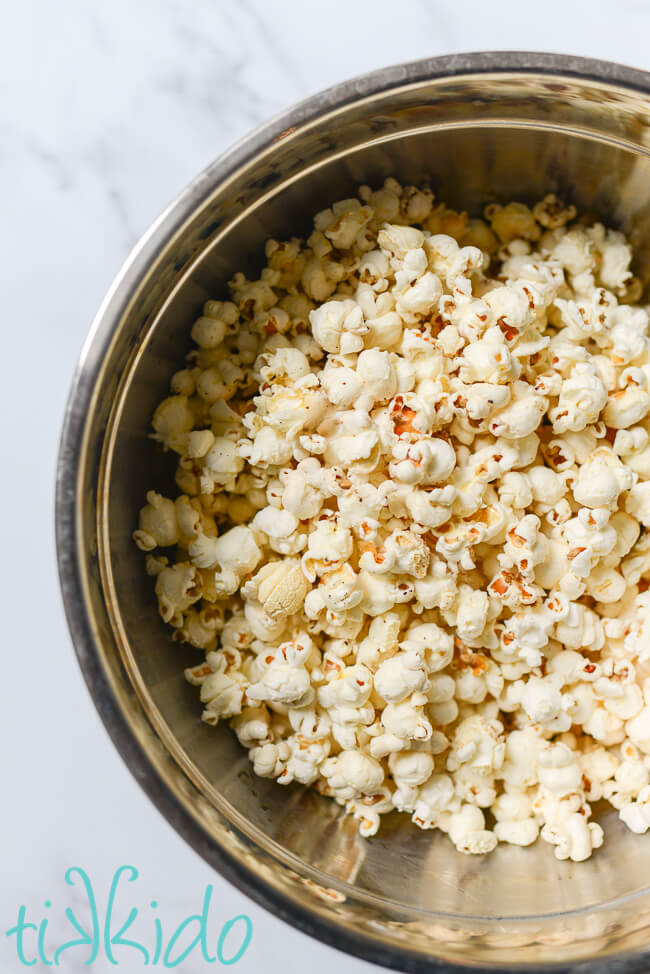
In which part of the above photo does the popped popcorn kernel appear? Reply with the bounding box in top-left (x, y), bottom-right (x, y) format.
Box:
top-left (136, 185), bottom-right (650, 860)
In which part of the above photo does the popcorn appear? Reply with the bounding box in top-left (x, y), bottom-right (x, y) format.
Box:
top-left (458, 329), bottom-right (519, 384)
top-left (396, 272), bottom-right (443, 322)
top-left (447, 804), bottom-right (497, 855)
top-left (388, 437), bottom-right (456, 485)
top-left (625, 708), bottom-right (650, 754)
top-left (548, 364), bottom-right (608, 433)
top-left (302, 515), bottom-right (353, 581)
top-left (374, 652), bottom-right (428, 703)
top-left (246, 636), bottom-right (315, 708)
top-left (619, 786), bottom-right (650, 833)
top-left (137, 185), bottom-right (650, 859)
top-left (186, 651), bottom-right (247, 725)
top-left (151, 395), bottom-right (196, 451)
top-left (155, 563), bottom-right (202, 626)
top-left (321, 750), bottom-right (385, 800)
top-left (541, 812), bottom-right (604, 862)
top-left (310, 299), bottom-right (367, 354)
top-left (134, 491), bottom-right (181, 550)
top-left (251, 506), bottom-right (302, 555)
top-left (321, 362), bottom-right (363, 407)
top-left (625, 482), bottom-right (650, 527)
top-left (603, 386), bottom-right (650, 429)
top-left (446, 716), bottom-right (505, 774)
top-left (485, 202), bottom-right (540, 244)
top-left (381, 692), bottom-right (433, 742)
top-left (571, 447), bottom-right (635, 509)
top-left (252, 559), bottom-right (310, 619)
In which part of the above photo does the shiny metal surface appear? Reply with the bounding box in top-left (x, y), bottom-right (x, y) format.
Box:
top-left (56, 53), bottom-right (650, 972)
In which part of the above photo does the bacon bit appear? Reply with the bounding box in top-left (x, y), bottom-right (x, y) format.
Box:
top-left (264, 322), bottom-right (278, 335)
top-left (584, 664), bottom-right (596, 674)
top-left (265, 655), bottom-right (274, 664)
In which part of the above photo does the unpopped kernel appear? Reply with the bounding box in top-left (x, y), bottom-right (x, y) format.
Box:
top-left (136, 183), bottom-right (650, 861)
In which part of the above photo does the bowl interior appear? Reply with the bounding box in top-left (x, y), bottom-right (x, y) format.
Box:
top-left (73, 61), bottom-right (650, 969)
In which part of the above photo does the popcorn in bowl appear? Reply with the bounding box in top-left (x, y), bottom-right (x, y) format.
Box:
top-left (135, 179), bottom-right (650, 861)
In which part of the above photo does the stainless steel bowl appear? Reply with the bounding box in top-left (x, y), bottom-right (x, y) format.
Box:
top-left (56, 52), bottom-right (650, 973)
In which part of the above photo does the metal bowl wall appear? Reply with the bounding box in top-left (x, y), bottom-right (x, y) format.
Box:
top-left (57, 53), bottom-right (650, 973)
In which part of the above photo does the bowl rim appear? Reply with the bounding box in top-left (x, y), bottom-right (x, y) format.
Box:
top-left (56, 51), bottom-right (650, 974)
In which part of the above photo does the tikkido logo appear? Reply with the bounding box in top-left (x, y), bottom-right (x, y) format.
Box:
top-left (5, 866), bottom-right (253, 968)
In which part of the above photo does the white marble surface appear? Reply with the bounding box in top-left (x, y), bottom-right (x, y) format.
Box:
top-left (5, 1), bottom-right (650, 970)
